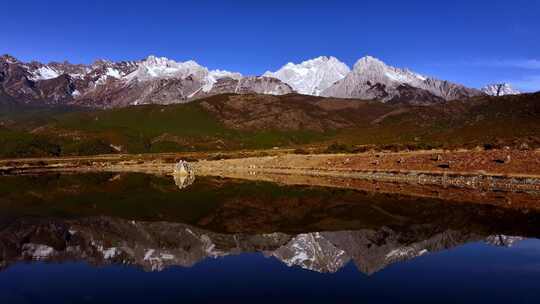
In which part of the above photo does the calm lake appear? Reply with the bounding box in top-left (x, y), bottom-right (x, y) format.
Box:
top-left (1, 172), bottom-right (540, 303)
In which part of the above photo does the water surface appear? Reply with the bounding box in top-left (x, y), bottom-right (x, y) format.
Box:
top-left (1, 172), bottom-right (540, 303)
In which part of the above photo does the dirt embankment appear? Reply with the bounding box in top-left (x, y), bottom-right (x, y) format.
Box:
top-left (194, 149), bottom-right (540, 192)
top-left (196, 149), bottom-right (540, 177)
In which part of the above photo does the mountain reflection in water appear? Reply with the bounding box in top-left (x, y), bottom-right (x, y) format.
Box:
top-left (0, 172), bottom-right (539, 275)
top-left (0, 216), bottom-right (528, 274)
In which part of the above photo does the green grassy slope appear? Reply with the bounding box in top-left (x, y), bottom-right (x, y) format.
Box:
top-left (0, 92), bottom-right (539, 158)
top-left (0, 96), bottom-right (330, 157)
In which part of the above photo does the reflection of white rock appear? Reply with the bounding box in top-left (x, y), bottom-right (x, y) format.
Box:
top-left (173, 173), bottom-right (195, 189)
top-left (173, 160), bottom-right (195, 189)
top-left (174, 160), bottom-right (193, 176)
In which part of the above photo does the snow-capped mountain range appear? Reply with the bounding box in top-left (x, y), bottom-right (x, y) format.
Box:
top-left (0, 53), bottom-right (521, 108)
top-left (0, 54), bottom-right (293, 108)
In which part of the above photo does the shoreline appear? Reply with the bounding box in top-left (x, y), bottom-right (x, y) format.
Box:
top-left (2, 149), bottom-right (540, 193)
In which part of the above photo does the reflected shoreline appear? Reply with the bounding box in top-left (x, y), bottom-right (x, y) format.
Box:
top-left (6, 167), bottom-right (540, 211)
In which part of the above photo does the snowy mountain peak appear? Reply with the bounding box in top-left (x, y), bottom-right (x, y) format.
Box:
top-left (30, 66), bottom-right (61, 81)
top-left (142, 55), bottom-right (200, 69)
top-left (353, 55), bottom-right (386, 68)
top-left (322, 55), bottom-right (482, 102)
top-left (481, 83), bottom-right (520, 96)
top-left (264, 56), bottom-right (350, 95)
top-left (352, 56), bottom-right (427, 83)
top-left (126, 55), bottom-right (208, 82)
top-left (292, 56), bottom-right (343, 67)
top-left (1, 53), bottom-right (488, 108)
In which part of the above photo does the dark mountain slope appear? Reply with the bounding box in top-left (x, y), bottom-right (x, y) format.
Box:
top-left (0, 93), bottom-right (539, 158)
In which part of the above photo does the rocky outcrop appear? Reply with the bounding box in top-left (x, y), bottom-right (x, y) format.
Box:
top-left (205, 76), bottom-right (293, 96)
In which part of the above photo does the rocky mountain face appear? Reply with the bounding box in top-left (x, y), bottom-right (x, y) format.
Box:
top-left (205, 76), bottom-right (293, 96)
top-left (0, 54), bottom-right (292, 108)
top-left (264, 56), bottom-right (350, 96)
top-left (321, 56), bottom-right (485, 104)
top-left (482, 83), bottom-right (521, 96)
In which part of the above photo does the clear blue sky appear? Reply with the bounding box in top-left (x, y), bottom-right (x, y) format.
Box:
top-left (2, 0), bottom-right (539, 91)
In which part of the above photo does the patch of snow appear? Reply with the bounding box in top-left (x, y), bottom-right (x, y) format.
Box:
top-left (69, 73), bottom-right (86, 79)
top-left (202, 69), bottom-right (242, 92)
top-left (386, 247), bottom-right (428, 260)
top-left (200, 234), bottom-right (220, 257)
top-left (485, 235), bottom-right (524, 247)
top-left (31, 66), bottom-right (60, 81)
top-left (187, 87), bottom-right (203, 98)
top-left (105, 67), bottom-right (122, 79)
top-left (103, 247), bottom-right (120, 259)
top-left (144, 249), bottom-right (155, 261)
top-left (481, 83), bottom-right (520, 96)
top-left (385, 69), bottom-right (426, 83)
top-left (22, 243), bottom-right (55, 260)
top-left (160, 253), bottom-right (175, 260)
top-left (142, 248), bottom-right (177, 271)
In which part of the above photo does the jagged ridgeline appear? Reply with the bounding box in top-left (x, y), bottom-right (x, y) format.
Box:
top-left (0, 54), bottom-right (522, 109)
